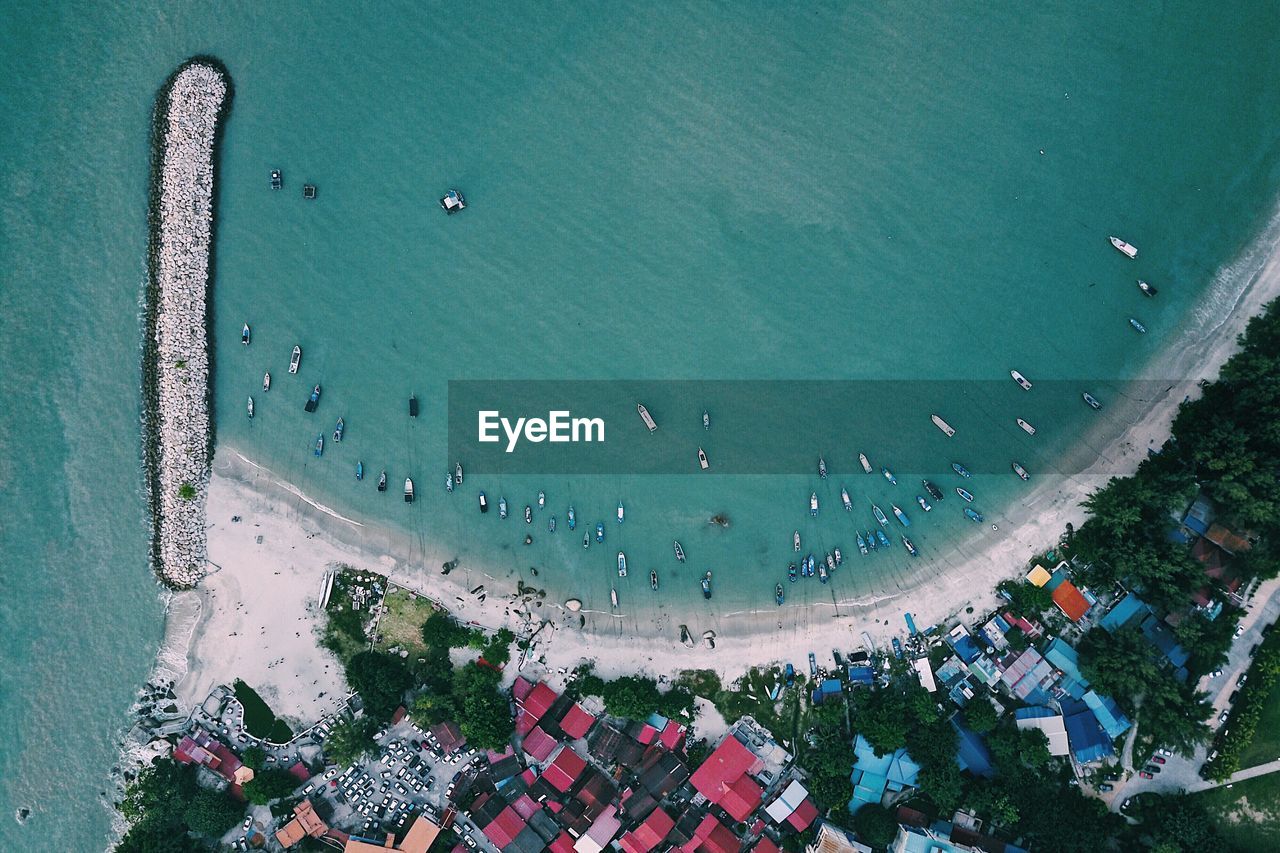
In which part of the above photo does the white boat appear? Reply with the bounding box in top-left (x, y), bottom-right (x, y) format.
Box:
top-left (404, 478), bottom-right (414, 503)
top-left (674, 540), bottom-right (686, 562)
top-left (617, 501), bottom-right (625, 523)
top-left (618, 552), bottom-right (627, 577)
top-left (499, 497), bottom-right (508, 518)
top-left (538, 490), bottom-right (546, 508)
top-left (841, 487), bottom-right (852, 511)
top-left (246, 396), bottom-right (254, 418)
top-left (262, 372), bottom-right (271, 391)
top-left (241, 323), bottom-right (250, 345)
top-left (859, 453), bottom-right (872, 474)
top-left (1016, 418), bottom-right (1036, 436)
top-left (818, 457), bottom-right (828, 478)
top-left (931, 414), bottom-right (955, 437)
top-left (698, 447), bottom-right (709, 470)
top-left (1011, 370), bottom-right (1032, 391)
top-left (1012, 462), bottom-right (1030, 481)
top-left (289, 345), bottom-right (301, 374)
top-left (1109, 235), bottom-right (1138, 258)
top-left (702, 410), bottom-right (710, 430)
top-left (455, 463), bottom-right (464, 486)
top-left (610, 588), bottom-right (618, 609)
top-left (793, 531), bottom-right (801, 551)
top-left (637, 403), bottom-right (657, 433)
top-left (809, 493), bottom-right (819, 517)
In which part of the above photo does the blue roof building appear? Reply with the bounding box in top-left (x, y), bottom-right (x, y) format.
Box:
top-left (951, 717), bottom-right (994, 778)
top-left (1061, 697), bottom-right (1114, 764)
top-left (1100, 594), bottom-right (1150, 633)
top-left (1042, 636), bottom-right (1090, 699)
top-left (1140, 613), bottom-right (1191, 677)
top-left (1183, 493), bottom-right (1214, 537)
top-left (1083, 690), bottom-right (1131, 740)
top-left (847, 666), bottom-right (875, 686)
top-left (947, 631), bottom-right (983, 665)
top-left (848, 734), bottom-right (921, 813)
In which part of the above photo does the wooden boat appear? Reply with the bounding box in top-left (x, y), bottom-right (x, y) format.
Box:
top-left (524, 505), bottom-right (532, 524)
top-left (674, 540), bottom-right (686, 562)
top-left (270, 169), bottom-right (282, 189)
top-left (818, 457), bottom-right (828, 478)
top-left (1130, 318), bottom-right (1147, 333)
top-left (951, 462), bottom-right (971, 478)
top-left (314, 435), bottom-right (324, 456)
top-left (1109, 235), bottom-right (1138, 258)
top-left (583, 532), bottom-right (590, 549)
top-left (859, 453), bottom-right (872, 473)
top-left (957, 487), bottom-right (975, 502)
top-left (499, 497), bottom-right (508, 518)
top-left (538, 490), bottom-right (546, 509)
top-left (842, 487), bottom-right (852, 511)
top-left (931, 414), bottom-right (955, 437)
top-left (1012, 462), bottom-right (1030, 481)
top-left (794, 530), bottom-right (801, 551)
top-left (882, 467), bottom-right (897, 485)
top-left (409, 395), bottom-right (418, 417)
top-left (303, 184), bottom-right (317, 200)
top-left (404, 478), bottom-right (414, 503)
top-left (650, 569), bottom-right (659, 591)
top-left (1011, 370), bottom-right (1032, 390)
top-left (262, 372), bottom-right (271, 391)
top-left (1138, 280), bottom-right (1158, 297)
top-left (289, 345), bottom-right (301, 374)
top-left (617, 501), bottom-right (625, 523)
top-left (637, 403), bottom-right (657, 433)
top-left (1016, 418), bottom-right (1036, 436)
top-left (964, 507), bottom-right (985, 523)
top-left (610, 588), bottom-right (618, 609)
top-left (247, 396), bottom-right (254, 418)
top-left (703, 410), bottom-right (710, 430)
top-left (333, 417), bottom-right (344, 442)
top-left (916, 494), bottom-right (932, 511)
top-left (902, 536), bottom-right (918, 557)
top-left (444, 472), bottom-right (453, 493)
top-left (872, 504), bottom-right (889, 527)
top-left (567, 506), bottom-right (576, 529)
top-left (809, 493), bottom-right (819, 517)
top-left (775, 584), bottom-right (785, 605)
top-left (1083, 392), bottom-right (1103, 410)
top-left (698, 447), bottom-right (709, 470)
top-left (702, 571), bottom-right (712, 599)
top-left (548, 516), bottom-right (556, 533)
top-left (377, 470), bottom-right (387, 491)
top-left (923, 479), bottom-right (944, 500)
top-left (892, 504), bottom-right (910, 527)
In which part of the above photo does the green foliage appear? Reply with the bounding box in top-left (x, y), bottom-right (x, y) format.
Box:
top-left (182, 788), bottom-right (245, 837)
top-left (850, 688), bottom-right (911, 755)
top-left (240, 745), bottom-right (266, 770)
top-left (962, 698), bottom-right (998, 733)
top-left (119, 757), bottom-right (199, 830)
top-left (452, 663), bottom-right (515, 749)
top-left (598, 675), bottom-right (695, 720)
top-left (420, 610), bottom-right (472, 649)
top-left (918, 761), bottom-right (964, 813)
top-left (1139, 793), bottom-right (1230, 852)
top-left (323, 716), bottom-right (379, 767)
top-left (114, 756), bottom-right (239, 850)
top-left (233, 679), bottom-right (291, 741)
top-left (243, 767), bottom-right (300, 805)
top-left (345, 650), bottom-right (413, 722)
top-left (805, 727), bottom-right (856, 814)
top-left (482, 628), bottom-right (516, 667)
top-left (177, 483), bottom-right (196, 500)
top-left (115, 819), bottom-right (202, 853)
top-left (321, 602), bottom-right (368, 662)
top-left (997, 579), bottom-right (1053, 619)
top-left (1173, 610), bottom-right (1239, 676)
top-left (850, 803), bottom-right (898, 849)
top-left (1204, 634), bottom-right (1280, 780)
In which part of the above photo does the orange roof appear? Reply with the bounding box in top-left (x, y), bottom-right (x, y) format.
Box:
top-left (345, 835), bottom-right (396, 852)
top-left (1205, 523), bottom-right (1252, 555)
top-left (294, 800), bottom-right (328, 838)
top-left (399, 817), bottom-right (442, 853)
top-left (1052, 581), bottom-right (1090, 622)
top-left (1027, 565), bottom-right (1052, 587)
top-left (275, 819), bottom-right (306, 848)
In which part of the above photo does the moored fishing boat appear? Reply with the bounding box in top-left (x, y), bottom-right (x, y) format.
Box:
top-left (262, 372), bottom-right (270, 391)
top-left (872, 504), bottom-right (889, 527)
top-left (567, 506), bottom-right (576, 529)
top-left (1083, 392), bottom-right (1103, 410)
top-left (826, 552), bottom-right (836, 572)
top-left (865, 530), bottom-right (878, 551)
top-left (674, 540), bottom-right (686, 562)
top-left (951, 462), bottom-right (971, 478)
top-left (289, 345), bottom-right (301, 374)
top-left (859, 453), bottom-right (872, 473)
top-left (548, 515), bottom-right (556, 533)
top-left (875, 529), bottom-right (890, 548)
top-left (957, 487), bottom-right (975, 502)
top-left (1138, 280), bottom-right (1158, 297)
top-left (809, 493), bottom-right (819, 517)
top-left (892, 504), bottom-right (911, 526)
top-left (1016, 418), bottom-right (1036, 436)
top-left (776, 583), bottom-right (785, 605)
top-left (1129, 317), bottom-right (1147, 333)
top-left (444, 472), bottom-right (453, 493)
top-left (818, 457), bottom-right (828, 478)
top-left (793, 530), bottom-right (801, 551)
top-left (842, 487), bottom-right (852, 511)
top-left (923, 479), bottom-right (944, 500)
top-left (702, 571), bottom-right (712, 599)
top-left (270, 169), bottom-right (282, 189)
top-left (702, 410), bottom-right (710, 430)
top-left (637, 403), bottom-right (657, 432)
top-left (818, 562), bottom-right (829, 584)
top-left (788, 562), bottom-right (798, 582)
top-left (1012, 462), bottom-right (1030, 481)
top-left (409, 395), bottom-right (418, 417)
top-left (440, 189), bottom-right (466, 213)
top-left (618, 552), bottom-right (627, 577)
top-left (247, 396), bottom-right (254, 418)
top-left (333, 417), bottom-right (344, 442)
top-left (806, 554), bottom-right (816, 576)
top-left (404, 477), bottom-right (414, 502)
top-left (931, 414), bottom-right (956, 437)
top-left (649, 569), bottom-right (659, 591)
top-left (455, 463), bottom-right (464, 485)
top-left (902, 536), bottom-right (918, 557)
top-left (314, 435), bottom-right (324, 456)
top-left (538, 490), bottom-right (546, 509)
top-left (377, 470), bottom-right (387, 491)
top-left (882, 467), bottom-right (897, 485)
top-left (964, 507), bottom-right (985, 523)
top-left (583, 532), bottom-right (590, 548)
top-left (241, 323), bottom-right (250, 345)
top-left (596, 522), bottom-right (605, 543)
top-left (479, 492), bottom-right (488, 513)
top-left (355, 461), bottom-right (363, 481)
top-left (856, 531), bottom-right (868, 555)
top-left (698, 447), bottom-right (709, 470)
top-left (1109, 235), bottom-right (1138, 258)
top-left (1011, 370), bottom-right (1032, 390)
top-left (834, 547), bottom-right (843, 566)
top-left (916, 494), bottom-right (932, 512)
top-left (304, 384), bottom-right (320, 412)
top-left (610, 588), bottom-right (618, 609)
top-left (617, 500), bottom-right (625, 523)
top-left (524, 505), bottom-right (532, 524)
top-left (499, 497), bottom-right (508, 518)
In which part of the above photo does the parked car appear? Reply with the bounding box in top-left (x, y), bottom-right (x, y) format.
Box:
top-left (1099, 783), bottom-right (1114, 793)
top-left (1230, 691), bottom-right (1240, 704)
top-left (1158, 748), bottom-right (1173, 757)
top-left (1220, 710), bottom-right (1231, 723)
top-left (243, 816), bottom-right (253, 831)
top-left (1209, 669), bottom-right (1223, 679)
top-left (1153, 756), bottom-right (1166, 765)
top-left (1251, 644), bottom-right (1260, 655)
top-left (374, 729), bottom-right (387, 740)
top-left (1238, 673), bottom-right (1249, 686)
top-left (1235, 625), bottom-right (1246, 638)
top-left (1140, 771), bottom-right (1153, 780)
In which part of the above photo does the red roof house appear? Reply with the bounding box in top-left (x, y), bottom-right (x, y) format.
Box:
top-left (754, 838), bottom-right (780, 853)
top-left (682, 814), bottom-right (739, 853)
top-left (618, 808), bottom-right (675, 853)
top-left (543, 746), bottom-right (587, 793)
top-left (657, 721), bottom-right (687, 752)
top-left (523, 726), bottom-right (559, 762)
top-left (786, 799), bottom-right (819, 831)
top-left (519, 682), bottom-right (558, 722)
top-left (689, 735), bottom-right (765, 822)
top-left (483, 806), bottom-right (527, 848)
top-left (720, 774), bottom-right (764, 822)
top-left (560, 703), bottom-right (597, 740)
top-left (1052, 581), bottom-right (1091, 622)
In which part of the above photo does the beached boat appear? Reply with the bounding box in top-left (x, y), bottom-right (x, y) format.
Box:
top-left (610, 588), bottom-right (618, 609)
top-left (247, 396), bottom-right (254, 418)
top-left (548, 515), bottom-right (556, 533)
top-left (957, 487), bottom-right (975, 502)
top-left (788, 563), bottom-right (798, 582)
top-left (703, 410), bottom-right (710, 430)
top-left (872, 504), bottom-right (889, 527)
top-left (923, 479), bottom-right (944, 501)
top-left (892, 504), bottom-right (911, 527)
top-left (499, 497), bottom-right (508, 518)
top-left (617, 552), bottom-right (627, 577)
top-left (951, 462), bottom-right (971, 478)
top-left (964, 507), bottom-right (985, 523)
top-left (856, 531), bottom-right (868, 555)
top-left (1129, 317), bottom-right (1147, 333)
top-left (333, 417), bottom-right (344, 442)
top-left (842, 487), bottom-right (852, 511)
top-left (698, 447), bottom-right (709, 470)
top-left (859, 453), bottom-right (872, 473)
top-left (409, 395), bottom-right (418, 417)
top-left (404, 478), bottom-right (414, 503)
top-left (931, 414), bottom-right (956, 437)
top-left (583, 532), bottom-right (590, 549)
top-left (524, 505), bottom-right (532, 524)
top-left (793, 530), bottom-right (801, 551)
top-left (882, 467), bottom-right (897, 485)
top-left (809, 493), bottom-right (819, 517)
top-left (262, 372), bottom-right (270, 392)
top-left (289, 345), bottom-right (301, 374)
top-left (454, 463), bottom-right (464, 485)
top-left (270, 169), bottom-right (282, 189)
top-left (355, 461), bottom-right (363, 481)
top-left (1016, 418), bottom-right (1036, 436)
top-left (1083, 392), bottom-right (1103, 410)
top-left (637, 403), bottom-right (657, 433)
top-left (617, 501), bottom-right (625, 523)
top-left (674, 540), bottom-right (686, 562)
top-left (875, 529), bottom-right (890, 548)
top-left (314, 435), bottom-right (323, 456)
top-left (241, 323), bottom-right (250, 345)
top-left (1138, 280), bottom-right (1158, 297)
top-left (834, 547), bottom-right (843, 566)
top-left (902, 536), bottom-right (918, 557)
top-left (702, 571), bottom-right (712, 599)
top-left (304, 384), bottom-right (321, 412)
top-left (567, 506), bottom-right (576, 529)
top-left (1012, 462), bottom-right (1030, 481)
top-left (378, 470), bottom-right (387, 492)
top-left (809, 653), bottom-right (818, 677)
top-left (479, 492), bottom-right (488, 513)
top-left (537, 490), bottom-right (545, 509)
top-left (818, 457), bottom-right (828, 479)
top-left (440, 189), bottom-right (466, 213)
top-left (865, 530), bottom-right (877, 551)
top-left (651, 569), bottom-right (659, 591)
top-left (916, 494), bottom-right (932, 512)
top-left (444, 472), bottom-right (453, 493)
top-left (1109, 235), bottom-right (1138, 258)
top-left (776, 584), bottom-right (785, 605)
top-left (818, 563), bottom-right (829, 584)
top-left (596, 522), bottom-right (605, 543)
top-left (1011, 370), bottom-right (1032, 391)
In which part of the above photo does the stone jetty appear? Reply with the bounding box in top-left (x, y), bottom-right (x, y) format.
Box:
top-left (142, 58), bottom-right (232, 589)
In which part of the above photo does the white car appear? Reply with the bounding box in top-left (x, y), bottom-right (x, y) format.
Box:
top-left (374, 729), bottom-right (387, 740)
top-left (1235, 625), bottom-right (1246, 638)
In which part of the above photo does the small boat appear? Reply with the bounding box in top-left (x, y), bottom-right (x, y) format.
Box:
top-left (788, 563), bottom-right (798, 582)
top-left (1129, 317), bottom-right (1147, 333)
top-left (916, 494), bottom-right (932, 512)
top-left (892, 504), bottom-right (911, 527)
top-left (892, 638), bottom-right (904, 659)
top-left (1083, 392), bottom-right (1103, 410)
top-left (314, 435), bottom-right (324, 456)
top-left (833, 548), bottom-right (843, 566)
top-left (875, 529), bottom-right (890, 548)
top-left (902, 536), bottom-right (918, 557)
top-left (478, 492), bottom-right (488, 513)
top-left (618, 552), bottom-right (627, 577)
top-left (247, 396), bottom-right (254, 418)
top-left (377, 470), bottom-right (387, 491)
top-left (404, 478), bottom-right (414, 503)
top-left (409, 395), bottom-right (418, 417)
top-left (455, 463), bottom-right (464, 486)
top-left (499, 497), bottom-right (508, 518)
top-left (538, 490), bottom-right (546, 509)
top-left (841, 487), bottom-right (852, 511)
top-left (865, 530), bottom-right (878, 551)
top-left (872, 504), bottom-right (889, 527)
top-left (931, 414), bottom-right (956, 437)
top-left (302, 184), bottom-right (316, 200)
top-left (355, 462), bottom-right (364, 481)
top-left (567, 506), bottom-right (576, 529)
top-left (651, 569), bottom-right (659, 591)
top-left (817, 563), bottom-right (829, 584)
top-left (1011, 370), bottom-right (1032, 391)
top-left (333, 417), bottom-right (344, 442)
top-left (793, 531), bottom-right (801, 551)
top-left (583, 532), bottom-right (590, 549)
top-left (289, 346), bottom-right (301, 374)
top-left (809, 493), bottom-right (819, 517)
top-left (964, 507), bottom-right (985, 523)
top-left (951, 462), bottom-right (971, 478)
top-left (610, 588), bottom-right (618, 609)
top-left (826, 552), bottom-right (836, 572)
top-left (957, 487), bottom-right (975, 502)
top-left (702, 410), bottom-right (710, 430)
top-left (1012, 462), bottom-right (1030, 481)
top-left (617, 501), bottom-right (625, 523)
top-left (440, 189), bottom-right (466, 213)
top-left (818, 457), bottom-right (828, 479)
top-left (596, 522), bottom-right (605, 543)
top-left (859, 453), bottom-right (872, 474)
top-left (1109, 235), bottom-right (1138, 258)
top-left (1016, 418), bottom-right (1036, 436)
top-left (241, 323), bottom-right (250, 345)
top-left (784, 663), bottom-right (795, 686)
top-left (637, 403), bottom-right (657, 432)
top-left (923, 480), bottom-right (944, 500)
top-left (444, 472), bottom-right (453, 493)
top-left (856, 531), bottom-right (868, 554)
top-left (548, 516), bottom-right (556, 533)
top-left (262, 372), bottom-right (270, 391)
top-left (806, 554), bottom-right (816, 576)
top-left (698, 447), bottom-right (709, 470)
top-left (674, 540), bottom-right (686, 562)
top-left (882, 467), bottom-right (897, 485)
top-left (1138, 280), bottom-right (1159, 297)
top-left (776, 584), bottom-right (785, 605)
top-left (809, 652), bottom-right (818, 677)
top-left (304, 384), bottom-right (320, 413)
top-left (270, 169), bottom-right (282, 189)
top-left (524, 506), bottom-right (532, 524)
top-left (702, 571), bottom-right (712, 599)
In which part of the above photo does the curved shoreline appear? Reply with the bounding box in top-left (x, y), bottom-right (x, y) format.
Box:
top-left (141, 58), bottom-right (232, 589)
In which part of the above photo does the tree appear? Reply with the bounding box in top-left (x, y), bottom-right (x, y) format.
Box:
top-left (182, 788), bottom-right (245, 837)
top-left (240, 745), bottom-right (267, 771)
top-left (850, 688), bottom-right (910, 756)
top-left (452, 663), bottom-right (514, 749)
top-left (997, 579), bottom-right (1053, 618)
top-left (482, 628), bottom-right (515, 667)
top-left (324, 716), bottom-right (379, 767)
top-left (803, 730), bottom-right (856, 813)
top-left (119, 757), bottom-right (199, 831)
top-left (243, 767), bottom-right (300, 805)
top-left (601, 675), bottom-right (664, 719)
top-left (421, 610), bottom-right (471, 649)
top-left (918, 761), bottom-right (963, 813)
top-left (850, 803), bottom-right (897, 849)
top-left (963, 699), bottom-right (999, 733)
top-left (115, 818), bottom-right (201, 853)
top-left (346, 650), bottom-right (413, 721)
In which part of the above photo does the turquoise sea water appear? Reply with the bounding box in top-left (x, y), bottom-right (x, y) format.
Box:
top-left (3, 1), bottom-right (1280, 847)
